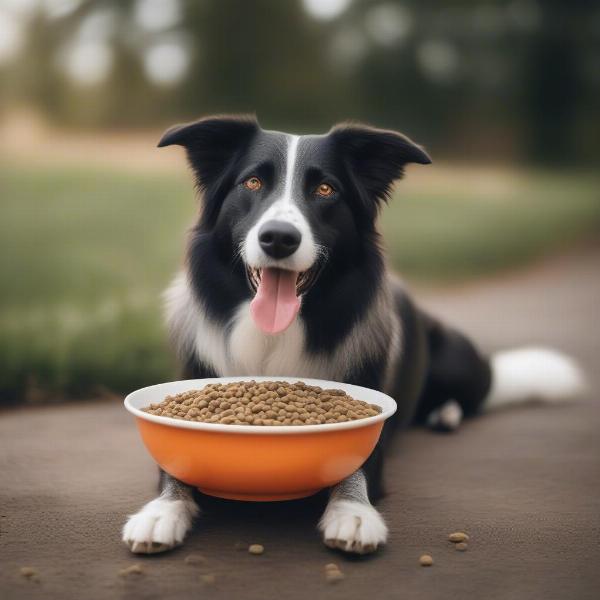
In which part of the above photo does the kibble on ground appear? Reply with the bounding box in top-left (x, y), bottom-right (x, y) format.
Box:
top-left (419, 554), bottom-right (434, 566)
top-left (118, 564), bottom-right (144, 577)
top-left (144, 380), bottom-right (381, 426)
top-left (448, 531), bottom-right (469, 543)
top-left (19, 567), bottom-right (39, 580)
top-left (248, 544), bottom-right (264, 555)
top-left (324, 563), bottom-right (345, 583)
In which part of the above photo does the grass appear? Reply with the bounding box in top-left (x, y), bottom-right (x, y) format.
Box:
top-left (382, 168), bottom-right (600, 280)
top-left (1, 162), bottom-right (599, 403)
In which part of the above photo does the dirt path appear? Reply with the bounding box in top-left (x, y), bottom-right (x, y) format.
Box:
top-left (1, 245), bottom-right (599, 600)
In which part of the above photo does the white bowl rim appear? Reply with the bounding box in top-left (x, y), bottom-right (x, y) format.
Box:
top-left (124, 376), bottom-right (397, 436)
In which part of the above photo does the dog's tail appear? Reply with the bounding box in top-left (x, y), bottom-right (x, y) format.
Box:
top-left (485, 347), bottom-right (587, 411)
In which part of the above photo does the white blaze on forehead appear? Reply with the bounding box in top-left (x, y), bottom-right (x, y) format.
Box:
top-left (266, 133), bottom-right (301, 216)
top-left (282, 134), bottom-right (300, 204)
top-left (243, 134), bottom-right (318, 273)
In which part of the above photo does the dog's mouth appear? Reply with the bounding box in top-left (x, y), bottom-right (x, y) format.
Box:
top-left (245, 265), bottom-right (321, 335)
top-left (246, 266), bottom-right (320, 297)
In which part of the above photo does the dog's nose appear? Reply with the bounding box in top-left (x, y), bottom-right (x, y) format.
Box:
top-left (258, 220), bottom-right (301, 259)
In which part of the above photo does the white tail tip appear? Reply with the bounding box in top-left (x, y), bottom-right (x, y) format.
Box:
top-left (486, 347), bottom-right (587, 411)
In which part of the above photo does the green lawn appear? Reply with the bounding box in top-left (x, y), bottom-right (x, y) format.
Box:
top-left (1, 163), bottom-right (599, 402)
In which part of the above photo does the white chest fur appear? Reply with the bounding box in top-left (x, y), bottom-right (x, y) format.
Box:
top-left (227, 303), bottom-right (309, 375)
top-left (164, 272), bottom-right (400, 384)
top-left (164, 273), bottom-right (345, 380)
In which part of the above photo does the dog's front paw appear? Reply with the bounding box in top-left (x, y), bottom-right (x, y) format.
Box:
top-left (319, 499), bottom-right (388, 554)
top-left (122, 497), bottom-right (198, 554)
top-left (427, 400), bottom-right (463, 432)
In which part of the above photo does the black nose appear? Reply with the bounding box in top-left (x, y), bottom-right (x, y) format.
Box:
top-left (258, 220), bottom-right (301, 259)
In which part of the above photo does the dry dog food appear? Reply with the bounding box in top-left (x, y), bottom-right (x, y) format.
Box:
top-left (324, 563), bottom-right (345, 583)
top-left (19, 567), bottom-right (39, 581)
top-left (455, 542), bottom-right (468, 551)
top-left (119, 564), bottom-right (144, 577)
top-left (448, 531), bottom-right (469, 543)
top-left (419, 554), bottom-right (434, 567)
top-left (144, 381), bottom-right (381, 426)
top-left (248, 544), bottom-right (265, 555)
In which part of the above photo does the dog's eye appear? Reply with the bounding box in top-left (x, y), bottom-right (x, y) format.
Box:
top-left (243, 176), bottom-right (262, 191)
top-left (315, 183), bottom-right (334, 198)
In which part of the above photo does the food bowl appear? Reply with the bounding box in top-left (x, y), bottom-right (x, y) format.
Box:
top-left (124, 376), bottom-right (396, 502)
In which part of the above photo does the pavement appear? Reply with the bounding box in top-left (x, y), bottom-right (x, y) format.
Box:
top-left (1, 243), bottom-right (599, 600)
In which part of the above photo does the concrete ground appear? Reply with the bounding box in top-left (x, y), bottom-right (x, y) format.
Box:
top-left (1, 244), bottom-right (599, 600)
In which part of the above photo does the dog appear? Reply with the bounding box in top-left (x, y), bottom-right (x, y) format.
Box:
top-left (122, 116), bottom-right (585, 555)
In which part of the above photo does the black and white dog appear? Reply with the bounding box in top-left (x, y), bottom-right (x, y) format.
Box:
top-left (123, 116), bottom-right (584, 555)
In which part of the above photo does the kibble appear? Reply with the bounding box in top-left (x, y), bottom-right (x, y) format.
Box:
top-left (119, 564), bottom-right (144, 577)
top-left (324, 563), bottom-right (345, 583)
top-left (19, 567), bottom-right (39, 580)
top-left (144, 381), bottom-right (381, 426)
top-left (419, 554), bottom-right (434, 567)
top-left (455, 542), bottom-right (468, 551)
top-left (448, 532), bottom-right (469, 543)
top-left (248, 543), bottom-right (264, 555)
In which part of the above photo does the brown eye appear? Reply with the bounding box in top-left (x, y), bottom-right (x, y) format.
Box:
top-left (244, 176), bottom-right (262, 191)
top-left (316, 183), bottom-right (334, 198)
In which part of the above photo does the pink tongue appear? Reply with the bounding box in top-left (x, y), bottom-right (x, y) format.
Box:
top-left (250, 268), bottom-right (300, 334)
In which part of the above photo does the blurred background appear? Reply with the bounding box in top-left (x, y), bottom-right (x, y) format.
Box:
top-left (0, 0), bottom-right (598, 404)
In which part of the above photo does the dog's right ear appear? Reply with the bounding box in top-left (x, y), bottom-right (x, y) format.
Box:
top-left (158, 115), bottom-right (259, 190)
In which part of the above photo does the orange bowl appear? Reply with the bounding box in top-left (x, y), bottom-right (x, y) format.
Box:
top-left (124, 377), bottom-right (397, 502)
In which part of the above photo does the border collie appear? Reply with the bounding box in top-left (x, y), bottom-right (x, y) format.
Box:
top-left (123, 116), bottom-right (584, 555)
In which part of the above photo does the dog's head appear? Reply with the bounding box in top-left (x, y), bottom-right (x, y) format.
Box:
top-left (159, 115), bottom-right (430, 334)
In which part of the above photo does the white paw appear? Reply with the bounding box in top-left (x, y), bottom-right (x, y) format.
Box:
top-left (122, 497), bottom-right (198, 554)
top-left (319, 499), bottom-right (388, 554)
top-left (427, 400), bottom-right (463, 431)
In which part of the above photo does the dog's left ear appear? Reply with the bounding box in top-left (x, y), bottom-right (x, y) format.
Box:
top-left (158, 115), bottom-right (259, 190)
top-left (330, 123), bottom-right (431, 208)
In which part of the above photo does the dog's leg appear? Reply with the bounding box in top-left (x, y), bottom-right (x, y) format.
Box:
top-left (318, 469), bottom-right (388, 554)
top-left (427, 399), bottom-right (463, 432)
top-left (415, 313), bottom-right (492, 429)
top-left (122, 471), bottom-right (199, 554)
